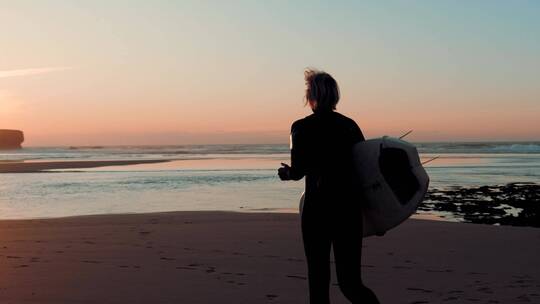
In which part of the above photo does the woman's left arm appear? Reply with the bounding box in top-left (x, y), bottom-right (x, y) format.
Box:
top-left (351, 121), bottom-right (365, 143)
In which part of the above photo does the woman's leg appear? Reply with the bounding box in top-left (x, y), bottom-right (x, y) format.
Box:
top-left (332, 210), bottom-right (380, 304)
top-left (302, 201), bottom-right (332, 304)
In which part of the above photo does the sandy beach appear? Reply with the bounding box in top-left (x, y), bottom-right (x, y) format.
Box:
top-left (0, 211), bottom-right (538, 303)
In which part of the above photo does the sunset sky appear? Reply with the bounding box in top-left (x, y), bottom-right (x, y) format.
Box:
top-left (1, 1), bottom-right (539, 146)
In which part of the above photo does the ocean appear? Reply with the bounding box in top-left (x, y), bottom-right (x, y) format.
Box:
top-left (1, 142), bottom-right (539, 221)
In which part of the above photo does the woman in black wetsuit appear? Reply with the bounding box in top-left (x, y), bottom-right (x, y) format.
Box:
top-left (278, 70), bottom-right (380, 304)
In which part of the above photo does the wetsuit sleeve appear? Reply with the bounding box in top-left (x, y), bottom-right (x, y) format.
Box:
top-left (289, 121), bottom-right (306, 181)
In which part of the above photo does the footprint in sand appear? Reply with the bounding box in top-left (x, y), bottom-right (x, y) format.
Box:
top-left (514, 279), bottom-right (534, 287)
top-left (477, 287), bottom-right (493, 294)
top-left (394, 265), bottom-right (413, 270)
top-left (516, 294), bottom-right (532, 302)
top-left (176, 266), bottom-right (196, 270)
top-left (160, 257), bottom-right (176, 261)
top-left (407, 287), bottom-right (433, 293)
top-left (266, 294), bottom-right (279, 300)
top-left (426, 268), bottom-right (453, 273)
top-left (512, 274), bottom-right (532, 279)
top-left (286, 275), bottom-right (307, 280)
top-left (404, 259), bottom-right (415, 264)
top-left (81, 260), bottom-right (101, 264)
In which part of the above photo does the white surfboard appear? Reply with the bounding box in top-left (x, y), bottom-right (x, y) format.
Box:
top-left (299, 136), bottom-right (430, 237)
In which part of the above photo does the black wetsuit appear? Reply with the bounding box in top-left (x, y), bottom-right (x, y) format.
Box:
top-left (288, 110), bottom-right (379, 304)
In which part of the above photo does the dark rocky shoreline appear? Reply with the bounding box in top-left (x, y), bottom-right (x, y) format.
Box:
top-left (0, 129), bottom-right (24, 149)
top-left (419, 183), bottom-right (540, 228)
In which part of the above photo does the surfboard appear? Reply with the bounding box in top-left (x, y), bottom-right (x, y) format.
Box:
top-left (299, 136), bottom-right (430, 237)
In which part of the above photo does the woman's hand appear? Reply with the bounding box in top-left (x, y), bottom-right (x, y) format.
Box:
top-left (278, 163), bottom-right (291, 180)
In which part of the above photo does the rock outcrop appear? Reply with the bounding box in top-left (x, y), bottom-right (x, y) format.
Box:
top-left (0, 129), bottom-right (24, 149)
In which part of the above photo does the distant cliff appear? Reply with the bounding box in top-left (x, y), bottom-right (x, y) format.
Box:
top-left (0, 129), bottom-right (24, 149)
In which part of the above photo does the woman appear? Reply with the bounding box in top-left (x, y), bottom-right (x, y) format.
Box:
top-left (278, 70), bottom-right (380, 304)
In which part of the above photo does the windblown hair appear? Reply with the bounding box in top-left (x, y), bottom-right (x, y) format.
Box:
top-left (304, 69), bottom-right (340, 112)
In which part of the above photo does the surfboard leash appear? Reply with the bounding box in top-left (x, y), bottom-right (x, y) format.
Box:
top-left (421, 156), bottom-right (440, 165)
top-left (399, 130), bottom-right (413, 139)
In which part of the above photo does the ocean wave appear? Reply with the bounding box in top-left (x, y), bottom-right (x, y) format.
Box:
top-left (490, 143), bottom-right (540, 153)
top-left (416, 142), bottom-right (540, 154)
top-left (68, 146), bottom-right (105, 150)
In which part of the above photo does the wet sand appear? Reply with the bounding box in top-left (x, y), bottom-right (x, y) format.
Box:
top-left (0, 159), bottom-right (170, 173)
top-left (0, 211), bottom-right (538, 303)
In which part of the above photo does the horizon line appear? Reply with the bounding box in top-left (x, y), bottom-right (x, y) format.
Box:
top-left (20, 139), bottom-right (540, 148)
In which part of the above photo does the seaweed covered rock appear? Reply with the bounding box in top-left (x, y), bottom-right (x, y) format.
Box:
top-left (419, 183), bottom-right (540, 228)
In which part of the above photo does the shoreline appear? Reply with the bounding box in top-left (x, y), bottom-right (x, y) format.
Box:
top-left (0, 159), bottom-right (171, 173)
top-left (0, 208), bottom-right (450, 222)
top-left (1, 211), bottom-right (539, 303)
top-left (0, 208), bottom-right (442, 223)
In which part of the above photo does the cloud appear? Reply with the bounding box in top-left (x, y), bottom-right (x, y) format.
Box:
top-left (0, 66), bottom-right (73, 79)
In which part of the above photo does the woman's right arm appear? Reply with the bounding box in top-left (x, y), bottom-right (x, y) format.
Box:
top-left (288, 120), bottom-right (307, 181)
